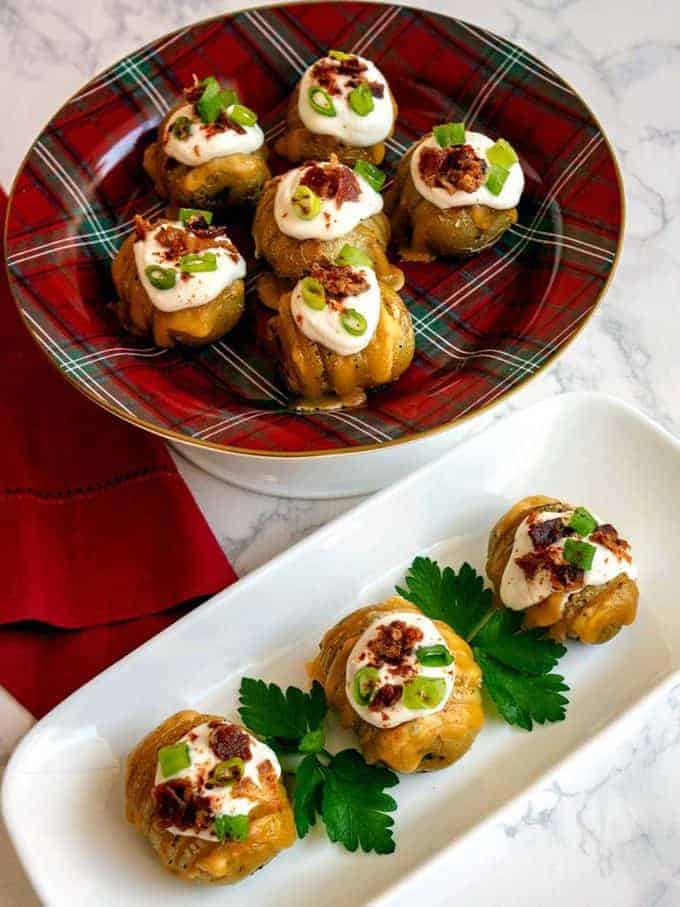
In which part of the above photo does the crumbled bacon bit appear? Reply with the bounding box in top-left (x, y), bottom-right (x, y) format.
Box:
top-left (367, 80), bottom-right (385, 98)
top-left (156, 225), bottom-right (189, 260)
top-left (369, 683), bottom-right (403, 711)
top-left (590, 524), bottom-right (632, 563)
top-left (529, 517), bottom-right (574, 550)
top-left (367, 620), bottom-right (424, 666)
top-left (183, 74), bottom-right (203, 104)
top-left (204, 109), bottom-right (246, 137)
top-left (299, 161), bottom-right (360, 208)
top-left (153, 779), bottom-right (196, 830)
top-left (209, 723), bottom-right (252, 762)
top-left (309, 260), bottom-right (369, 304)
top-left (312, 55), bottom-right (368, 97)
top-left (134, 215), bottom-right (151, 241)
top-left (418, 143), bottom-right (486, 194)
top-left (515, 549), bottom-right (584, 591)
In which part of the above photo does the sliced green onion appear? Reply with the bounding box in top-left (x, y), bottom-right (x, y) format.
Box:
top-left (179, 251), bottom-right (218, 273)
top-left (158, 742), bottom-right (190, 778)
top-left (170, 116), bottom-right (192, 140)
top-left (228, 103), bottom-right (258, 127)
top-left (563, 538), bottom-right (596, 571)
top-left (403, 676), bottom-right (447, 710)
top-left (568, 507), bottom-right (598, 537)
top-left (416, 644), bottom-right (453, 667)
top-left (336, 244), bottom-right (373, 268)
top-left (292, 185), bottom-right (321, 220)
top-left (308, 85), bottom-right (336, 117)
top-left (434, 122), bottom-right (466, 148)
top-left (178, 207), bottom-right (213, 227)
top-left (348, 82), bottom-right (374, 116)
top-left (209, 757), bottom-right (245, 786)
top-left (214, 814), bottom-right (249, 843)
top-left (485, 163), bottom-right (510, 196)
top-left (340, 307), bottom-right (367, 336)
top-left (329, 49), bottom-right (354, 61)
top-left (486, 138), bottom-right (518, 168)
top-left (300, 276), bottom-right (326, 310)
top-left (353, 159), bottom-right (386, 192)
top-left (144, 265), bottom-right (176, 291)
top-left (196, 76), bottom-right (222, 123)
top-left (352, 666), bottom-right (380, 706)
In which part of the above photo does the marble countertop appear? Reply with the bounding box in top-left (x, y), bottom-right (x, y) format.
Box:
top-left (1, 0), bottom-right (679, 903)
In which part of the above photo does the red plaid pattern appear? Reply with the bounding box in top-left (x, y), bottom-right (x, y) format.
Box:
top-left (5, 3), bottom-right (622, 454)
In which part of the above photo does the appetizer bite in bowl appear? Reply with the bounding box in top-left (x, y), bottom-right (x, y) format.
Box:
top-left (252, 155), bottom-right (403, 303)
top-left (126, 710), bottom-right (295, 884)
top-left (269, 255), bottom-right (414, 406)
top-left (487, 496), bottom-right (639, 644)
top-left (386, 122), bottom-right (524, 261)
top-left (310, 597), bottom-right (484, 773)
top-left (274, 50), bottom-right (397, 166)
top-left (143, 75), bottom-right (270, 210)
top-left (112, 210), bottom-right (246, 348)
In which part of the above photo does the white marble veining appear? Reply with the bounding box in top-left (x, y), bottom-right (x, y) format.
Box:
top-left (1, 0), bottom-right (680, 904)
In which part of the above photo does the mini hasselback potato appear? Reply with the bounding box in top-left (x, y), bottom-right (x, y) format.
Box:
top-left (111, 216), bottom-right (245, 349)
top-left (487, 495), bottom-right (639, 644)
top-left (269, 280), bottom-right (414, 401)
top-left (126, 710), bottom-right (295, 884)
top-left (252, 165), bottom-right (403, 291)
top-left (310, 597), bottom-right (484, 773)
top-left (274, 52), bottom-right (397, 167)
top-left (386, 133), bottom-right (521, 261)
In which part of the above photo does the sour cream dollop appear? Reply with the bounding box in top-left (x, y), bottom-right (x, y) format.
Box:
top-left (291, 264), bottom-right (380, 356)
top-left (346, 610), bottom-right (455, 729)
top-left (133, 220), bottom-right (246, 312)
top-left (501, 509), bottom-right (637, 612)
top-left (153, 721), bottom-right (280, 842)
top-left (411, 131), bottom-right (524, 211)
top-left (274, 161), bottom-right (383, 240)
top-left (164, 103), bottom-right (264, 166)
top-left (298, 54), bottom-right (393, 147)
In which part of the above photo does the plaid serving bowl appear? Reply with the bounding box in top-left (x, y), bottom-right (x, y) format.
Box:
top-left (4, 2), bottom-right (623, 495)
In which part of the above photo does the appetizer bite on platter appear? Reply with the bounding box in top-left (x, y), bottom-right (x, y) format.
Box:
top-left (126, 710), bottom-right (295, 884)
top-left (252, 155), bottom-right (404, 302)
top-left (274, 50), bottom-right (397, 165)
top-left (487, 495), bottom-right (639, 644)
top-left (386, 122), bottom-right (524, 261)
top-left (143, 75), bottom-right (270, 210)
top-left (269, 256), bottom-right (414, 406)
top-left (310, 596), bottom-right (484, 773)
top-left (112, 210), bottom-right (246, 348)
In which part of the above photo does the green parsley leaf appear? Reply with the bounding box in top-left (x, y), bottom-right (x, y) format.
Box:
top-left (293, 753), bottom-right (326, 838)
top-left (473, 609), bottom-right (566, 675)
top-left (397, 557), bottom-right (492, 639)
top-left (238, 678), bottom-right (327, 746)
top-left (321, 750), bottom-right (398, 854)
top-left (475, 651), bottom-right (569, 730)
top-left (397, 558), bottom-right (570, 731)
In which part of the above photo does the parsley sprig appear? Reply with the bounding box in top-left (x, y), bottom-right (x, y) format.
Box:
top-left (238, 678), bottom-right (398, 854)
top-left (397, 558), bottom-right (570, 730)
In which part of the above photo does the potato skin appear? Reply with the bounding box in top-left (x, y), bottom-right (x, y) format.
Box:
top-left (310, 597), bottom-right (484, 774)
top-left (252, 174), bottom-right (404, 290)
top-left (274, 83), bottom-right (398, 166)
top-left (385, 141), bottom-right (517, 261)
top-left (269, 282), bottom-right (414, 400)
top-left (126, 710), bottom-right (296, 884)
top-left (486, 496), bottom-right (639, 644)
top-left (143, 104), bottom-right (271, 210)
top-left (111, 232), bottom-right (244, 348)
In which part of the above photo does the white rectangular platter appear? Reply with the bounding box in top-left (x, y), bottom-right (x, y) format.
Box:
top-left (4, 392), bottom-right (680, 907)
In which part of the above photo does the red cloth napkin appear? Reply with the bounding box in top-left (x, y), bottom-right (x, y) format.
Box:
top-left (1, 190), bottom-right (237, 717)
